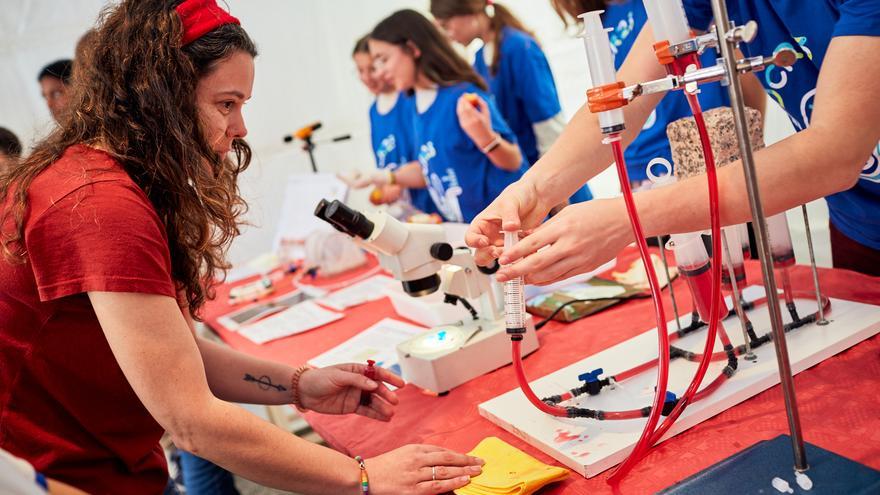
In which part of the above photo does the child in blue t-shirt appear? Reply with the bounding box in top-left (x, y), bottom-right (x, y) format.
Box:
top-left (431, 0), bottom-right (593, 207)
top-left (342, 36), bottom-right (437, 216)
top-left (369, 9), bottom-right (526, 223)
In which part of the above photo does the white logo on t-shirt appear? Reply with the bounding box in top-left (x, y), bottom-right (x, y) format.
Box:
top-left (376, 135), bottom-right (397, 169)
top-left (419, 141), bottom-right (464, 221)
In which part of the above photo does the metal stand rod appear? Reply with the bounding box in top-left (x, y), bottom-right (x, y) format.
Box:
top-left (304, 137), bottom-right (318, 173)
top-left (801, 205), bottom-right (829, 325)
top-left (709, 0), bottom-right (809, 472)
top-left (721, 230), bottom-right (756, 360)
top-left (657, 237), bottom-right (683, 332)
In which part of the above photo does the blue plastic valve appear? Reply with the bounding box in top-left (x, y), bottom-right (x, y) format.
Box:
top-left (578, 368), bottom-right (604, 383)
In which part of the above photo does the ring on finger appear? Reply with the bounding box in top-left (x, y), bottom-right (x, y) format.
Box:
top-left (432, 466), bottom-right (436, 481)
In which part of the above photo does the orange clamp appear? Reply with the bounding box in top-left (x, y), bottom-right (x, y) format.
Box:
top-left (653, 40), bottom-right (675, 66)
top-left (586, 81), bottom-right (627, 113)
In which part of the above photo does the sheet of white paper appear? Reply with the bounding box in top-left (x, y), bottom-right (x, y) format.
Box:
top-left (317, 275), bottom-right (394, 311)
top-left (308, 318), bottom-right (426, 377)
top-left (272, 173), bottom-right (348, 256)
top-left (239, 301), bottom-right (343, 344)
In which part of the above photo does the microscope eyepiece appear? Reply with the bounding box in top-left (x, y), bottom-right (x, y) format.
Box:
top-left (321, 200), bottom-right (375, 240)
top-left (314, 199), bottom-right (350, 234)
top-left (401, 274), bottom-right (441, 297)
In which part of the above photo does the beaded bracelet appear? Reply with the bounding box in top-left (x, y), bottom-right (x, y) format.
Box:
top-left (354, 455), bottom-right (370, 494)
top-left (290, 365), bottom-right (312, 412)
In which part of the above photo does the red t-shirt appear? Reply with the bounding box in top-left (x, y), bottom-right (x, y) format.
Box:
top-left (0, 145), bottom-right (177, 494)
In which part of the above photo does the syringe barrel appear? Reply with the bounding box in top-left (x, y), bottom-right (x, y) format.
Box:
top-left (721, 226), bottom-right (744, 268)
top-left (643, 0), bottom-right (692, 45)
top-left (579, 11), bottom-right (625, 131)
top-left (766, 212), bottom-right (795, 267)
top-left (503, 231), bottom-right (526, 333)
top-left (669, 232), bottom-right (709, 270)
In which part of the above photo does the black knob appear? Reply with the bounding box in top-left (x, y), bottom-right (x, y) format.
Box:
top-left (430, 242), bottom-right (453, 261)
top-left (477, 259), bottom-right (500, 275)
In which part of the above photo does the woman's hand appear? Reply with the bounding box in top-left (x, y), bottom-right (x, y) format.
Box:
top-left (297, 363), bottom-right (405, 421)
top-left (465, 178), bottom-right (557, 266)
top-left (495, 198), bottom-right (631, 285)
top-left (368, 444), bottom-right (484, 495)
top-left (456, 93), bottom-right (494, 148)
top-left (369, 184), bottom-right (403, 205)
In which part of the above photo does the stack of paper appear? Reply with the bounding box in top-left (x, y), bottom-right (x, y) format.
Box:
top-left (239, 301), bottom-right (343, 344)
top-left (317, 275), bottom-right (394, 311)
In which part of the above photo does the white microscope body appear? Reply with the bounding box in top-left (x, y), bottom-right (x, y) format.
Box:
top-left (315, 199), bottom-right (539, 393)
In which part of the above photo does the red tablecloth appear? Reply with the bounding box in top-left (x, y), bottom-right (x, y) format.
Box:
top-left (204, 253), bottom-right (880, 494)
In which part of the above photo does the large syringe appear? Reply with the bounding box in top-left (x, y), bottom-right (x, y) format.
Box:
top-left (503, 231), bottom-right (527, 335)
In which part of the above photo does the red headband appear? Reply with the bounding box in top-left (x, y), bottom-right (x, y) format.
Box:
top-left (176, 0), bottom-right (240, 46)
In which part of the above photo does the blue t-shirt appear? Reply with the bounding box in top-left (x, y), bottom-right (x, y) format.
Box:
top-left (414, 83), bottom-right (526, 223)
top-left (683, 0), bottom-right (880, 250)
top-left (369, 93), bottom-right (437, 215)
top-left (474, 27), bottom-right (593, 204)
top-left (474, 27), bottom-right (561, 166)
top-left (604, 0), bottom-right (729, 182)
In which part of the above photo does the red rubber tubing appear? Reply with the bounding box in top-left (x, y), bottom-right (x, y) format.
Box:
top-left (645, 89), bottom-right (726, 450)
top-left (607, 134), bottom-right (672, 482)
top-left (614, 358), bottom-right (661, 382)
top-left (604, 409), bottom-right (646, 420)
top-left (511, 339), bottom-right (569, 417)
top-left (780, 267), bottom-right (795, 304)
top-left (692, 370), bottom-right (730, 402)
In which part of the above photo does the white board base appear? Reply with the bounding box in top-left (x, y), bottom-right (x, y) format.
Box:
top-left (478, 287), bottom-right (880, 478)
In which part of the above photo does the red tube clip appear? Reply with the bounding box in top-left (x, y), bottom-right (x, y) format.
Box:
top-left (360, 360), bottom-right (377, 406)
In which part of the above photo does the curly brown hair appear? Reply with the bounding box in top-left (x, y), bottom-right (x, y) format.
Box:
top-left (0, 0), bottom-right (256, 317)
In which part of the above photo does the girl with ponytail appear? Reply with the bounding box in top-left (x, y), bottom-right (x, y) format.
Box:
top-left (430, 0), bottom-right (592, 207)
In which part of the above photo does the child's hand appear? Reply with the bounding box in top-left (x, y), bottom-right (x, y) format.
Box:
top-left (456, 93), bottom-right (494, 149)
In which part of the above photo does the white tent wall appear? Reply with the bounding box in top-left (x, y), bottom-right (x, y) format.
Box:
top-left (1, 0), bottom-right (802, 268)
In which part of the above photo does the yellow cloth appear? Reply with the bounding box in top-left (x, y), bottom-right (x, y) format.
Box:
top-left (454, 437), bottom-right (569, 495)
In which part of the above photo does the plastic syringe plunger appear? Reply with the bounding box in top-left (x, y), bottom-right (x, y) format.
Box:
top-left (503, 231), bottom-right (526, 334)
top-left (579, 11), bottom-right (625, 132)
top-left (643, 0), bottom-right (691, 44)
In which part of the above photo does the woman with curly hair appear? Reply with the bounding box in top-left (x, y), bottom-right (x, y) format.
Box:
top-left (0, 1), bottom-right (482, 494)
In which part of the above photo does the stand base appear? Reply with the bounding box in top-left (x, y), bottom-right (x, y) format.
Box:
top-left (660, 434), bottom-right (880, 494)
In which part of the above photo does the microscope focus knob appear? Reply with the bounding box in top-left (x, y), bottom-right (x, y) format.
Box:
top-left (430, 242), bottom-right (454, 261)
top-left (477, 259), bottom-right (500, 275)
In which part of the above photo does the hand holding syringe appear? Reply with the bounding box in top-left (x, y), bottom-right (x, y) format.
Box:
top-left (502, 231), bottom-right (527, 336)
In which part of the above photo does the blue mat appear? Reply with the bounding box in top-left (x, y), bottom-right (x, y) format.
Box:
top-left (659, 435), bottom-right (880, 494)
